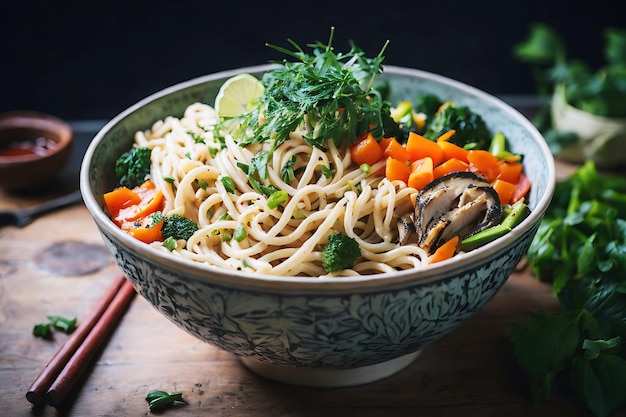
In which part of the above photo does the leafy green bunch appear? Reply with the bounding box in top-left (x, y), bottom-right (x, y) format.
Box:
top-left (233, 28), bottom-right (401, 150)
top-left (514, 23), bottom-right (626, 118)
top-left (514, 24), bottom-right (626, 155)
top-left (511, 161), bottom-right (626, 417)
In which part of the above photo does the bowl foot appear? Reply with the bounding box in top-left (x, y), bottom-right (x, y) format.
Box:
top-left (239, 350), bottom-right (422, 388)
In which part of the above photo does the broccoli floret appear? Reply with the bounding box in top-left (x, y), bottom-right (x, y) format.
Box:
top-left (415, 93), bottom-right (443, 121)
top-left (162, 214), bottom-right (199, 241)
top-left (424, 103), bottom-right (490, 150)
top-left (115, 147), bottom-right (152, 188)
top-left (322, 232), bottom-right (361, 273)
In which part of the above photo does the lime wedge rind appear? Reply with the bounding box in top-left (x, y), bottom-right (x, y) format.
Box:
top-left (215, 73), bottom-right (265, 119)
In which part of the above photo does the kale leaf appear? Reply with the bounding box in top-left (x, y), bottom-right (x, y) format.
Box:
top-left (423, 102), bottom-right (490, 150)
top-left (161, 214), bottom-right (199, 241)
top-left (115, 147), bottom-right (152, 188)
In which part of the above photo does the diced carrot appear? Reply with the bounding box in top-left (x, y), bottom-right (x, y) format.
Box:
top-left (406, 132), bottom-right (444, 166)
top-left (408, 157), bottom-right (434, 190)
top-left (437, 135), bottom-right (469, 163)
top-left (433, 158), bottom-right (469, 179)
top-left (511, 172), bottom-right (531, 204)
top-left (385, 157), bottom-right (411, 183)
top-left (436, 129), bottom-right (457, 143)
top-left (497, 161), bottom-right (523, 184)
top-left (437, 101), bottom-right (455, 114)
top-left (350, 133), bottom-right (384, 166)
top-left (115, 180), bottom-right (165, 226)
top-left (378, 137), bottom-right (394, 151)
top-left (127, 215), bottom-right (164, 243)
top-left (430, 235), bottom-right (460, 263)
top-left (380, 136), bottom-right (410, 163)
top-left (104, 186), bottom-right (142, 219)
top-left (467, 149), bottom-right (500, 182)
top-left (492, 179), bottom-right (516, 205)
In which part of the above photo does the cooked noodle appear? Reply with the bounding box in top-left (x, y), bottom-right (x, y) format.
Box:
top-left (135, 102), bottom-right (428, 276)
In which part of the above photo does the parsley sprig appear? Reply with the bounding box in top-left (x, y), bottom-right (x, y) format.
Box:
top-left (511, 161), bottom-right (626, 417)
top-left (233, 28), bottom-right (400, 150)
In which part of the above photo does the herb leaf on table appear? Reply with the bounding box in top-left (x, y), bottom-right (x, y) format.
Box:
top-left (510, 161), bottom-right (626, 417)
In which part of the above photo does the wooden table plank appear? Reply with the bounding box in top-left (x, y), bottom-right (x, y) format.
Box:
top-left (0, 161), bottom-right (597, 417)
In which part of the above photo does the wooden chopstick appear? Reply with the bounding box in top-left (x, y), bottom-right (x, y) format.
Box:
top-left (26, 276), bottom-right (136, 408)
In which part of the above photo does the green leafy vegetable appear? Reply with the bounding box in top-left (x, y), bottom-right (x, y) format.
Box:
top-left (145, 390), bottom-right (185, 411)
top-left (233, 28), bottom-right (400, 150)
top-left (321, 165), bottom-right (333, 179)
top-left (515, 23), bottom-right (626, 117)
top-left (33, 315), bottom-right (77, 339)
top-left (511, 161), bottom-right (626, 417)
top-left (514, 24), bottom-right (626, 158)
top-left (423, 102), bottom-right (490, 150)
top-left (115, 147), bottom-right (152, 188)
top-left (161, 213), bottom-right (199, 241)
top-left (186, 129), bottom-right (205, 143)
top-left (322, 231), bottom-right (361, 273)
top-left (280, 155), bottom-right (297, 183)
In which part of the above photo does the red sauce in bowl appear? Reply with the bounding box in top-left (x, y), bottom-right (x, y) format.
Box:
top-left (0, 111), bottom-right (73, 190)
top-left (0, 136), bottom-right (59, 158)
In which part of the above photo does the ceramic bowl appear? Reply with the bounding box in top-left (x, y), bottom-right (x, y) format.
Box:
top-left (0, 111), bottom-right (73, 191)
top-left (551, 85), bottom-right (626, 169)
top-left (80, 64), bottom-right (555, 387)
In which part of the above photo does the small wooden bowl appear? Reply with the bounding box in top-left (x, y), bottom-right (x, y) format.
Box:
top-left (0, 111), bottom-right (73, 191)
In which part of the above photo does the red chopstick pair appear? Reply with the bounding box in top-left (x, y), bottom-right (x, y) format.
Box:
top-left (26, 275), bottom-right (136, 408)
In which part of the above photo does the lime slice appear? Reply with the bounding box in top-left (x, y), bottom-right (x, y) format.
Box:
top-left (214, 73), bottom-right (265, 119)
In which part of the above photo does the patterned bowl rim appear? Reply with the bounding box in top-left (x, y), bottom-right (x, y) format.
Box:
top-left (80, 64), bottom-right (556, 294)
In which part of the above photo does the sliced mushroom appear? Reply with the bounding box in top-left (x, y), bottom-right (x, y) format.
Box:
top-left (397, 213), bottom-right (415, 246)
top-left (414, 171), bottom-right (503, 254)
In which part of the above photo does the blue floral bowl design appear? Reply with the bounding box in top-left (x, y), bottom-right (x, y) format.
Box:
top-left (80, 64), bottom-right (555, 387)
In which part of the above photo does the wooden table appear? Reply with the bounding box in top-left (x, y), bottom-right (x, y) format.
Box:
top-left (0, 124), bottom-right (597, 416)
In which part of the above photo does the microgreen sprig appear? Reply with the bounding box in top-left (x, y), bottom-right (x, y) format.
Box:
top-left (233, 28), bottom-right (399, 151)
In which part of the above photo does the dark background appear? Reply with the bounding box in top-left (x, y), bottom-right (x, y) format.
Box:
top-left (1, 0), bottom-right (625, 121)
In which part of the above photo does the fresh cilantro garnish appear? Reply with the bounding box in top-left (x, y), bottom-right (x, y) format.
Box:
top-left (280, 155), bottom-right (297, 183)
top-left (511, 161), bottom-right (626, 417)
top-left (186, 130), bottom-right (205, 143)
